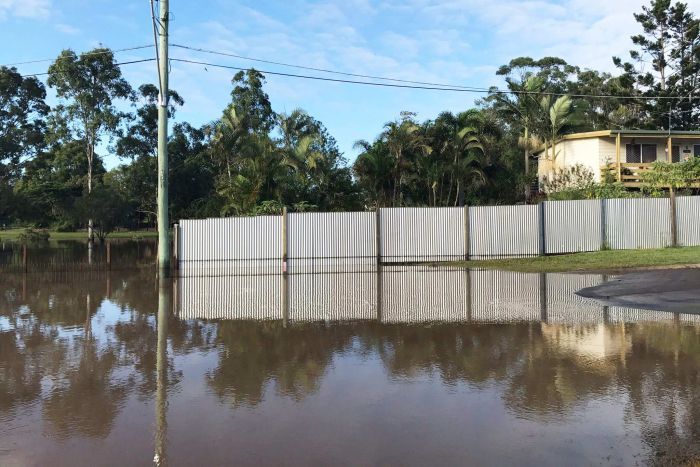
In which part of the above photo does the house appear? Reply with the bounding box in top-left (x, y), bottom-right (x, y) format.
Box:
top-left (534, 129), bottom-right (700, 188)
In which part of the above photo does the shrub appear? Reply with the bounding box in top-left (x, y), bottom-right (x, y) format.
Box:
top-left (542, 164), bottom-right (632, 200)
top-left (17, 228), bottom-right (50, 245)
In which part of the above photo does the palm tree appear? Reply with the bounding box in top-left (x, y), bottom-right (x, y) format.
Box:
top-left (353, 139), bottom-right (394, 208)
top-left (379, 114), bottom-right (431, 206)
top-left (488, 76), bottom-right (544, 197)
top-left (537, 95), bottom-right (574, 180)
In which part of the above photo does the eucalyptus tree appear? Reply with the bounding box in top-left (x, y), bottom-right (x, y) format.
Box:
top-left (115, 84), bottom-right (184, 226)
top-left (0, 66), bottom-right (49, 223)
top-left (47, 48), bottom-right (133, 240)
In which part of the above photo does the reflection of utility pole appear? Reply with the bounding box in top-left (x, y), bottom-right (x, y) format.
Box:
top-left (154, 277), bottom-right (170, 466)
top-left (155, 0), bottom-right (170, 273)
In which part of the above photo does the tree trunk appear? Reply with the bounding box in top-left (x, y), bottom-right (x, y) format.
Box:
top-left (524, 127), bottom-right (531, 201)
top-left (87, 139), bottom-right (94, 243)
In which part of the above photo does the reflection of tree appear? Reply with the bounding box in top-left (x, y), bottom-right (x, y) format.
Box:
top-left (42, 336), bottom-right (128, 438)
top-left (370, 323), bottom-right (534, 386)
top-left (207, 321), bottom-right (358, 406)
top-left (0, 321), bottom-right (64, 415)
top-left (0, 266), bottom-right (201, 442)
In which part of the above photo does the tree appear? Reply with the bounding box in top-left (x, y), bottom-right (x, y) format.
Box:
top-left (613, 0), bottom-right (700, 129)
top-left (379, 112), bottom-right (431, 206)
top-left (47, 48), bottom-right (133, 240)
top-left (115, 84), bottom-right (184, 226)
top-left (0, 66), bottom-right (49, 223)
top-left (75, 183), bottom-right (129, 240)
top-left (537, 95), bottom-right (576, 180)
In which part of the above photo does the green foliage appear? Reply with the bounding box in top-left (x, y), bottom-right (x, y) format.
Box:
top-left (0, 66), bottom-right (48, 184)
top-left (6, 3), bottom-right (700, 234)
top-left (17, 227), bottom-right (50, 245)
top-left (75, 184), bottom-right (129, 240)
top-left (641, 159), bottom-right (700, 192)
top-left (543, 164), bottom-right (632, 200)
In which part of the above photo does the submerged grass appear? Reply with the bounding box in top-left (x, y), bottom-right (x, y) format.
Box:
top-left (0, 228), bottom-right (158, 241)
top-left (444, 246), bottom-right (700, 273)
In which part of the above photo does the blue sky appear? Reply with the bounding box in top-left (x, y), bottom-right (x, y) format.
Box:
top-left (3, 0), bottom-right (698, 169)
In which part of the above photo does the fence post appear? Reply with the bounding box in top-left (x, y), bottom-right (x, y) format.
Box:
top-left (281, 207), bottom-right (289, 326)
top-left (22, 244), bottom-right (27, 273)
top-left (464, 205), bottom-right (470, 261)
top-left (282, 207), bottom-right (288, 274)
top-left (538, 202), bottom-right (546, 256)
top-left (375, 207), bottom-right (382, 266)
top-left (669, 187), bottom-right (678, 247)
top-left (600, 198), bottom-right (607, 250)
top-left (172, 224), bottom-right (179, 270)
top-left (106, 241), bottom-right (111, 270)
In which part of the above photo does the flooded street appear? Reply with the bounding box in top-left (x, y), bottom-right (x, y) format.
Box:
top-left (1, 242), bottom-right (699, 466)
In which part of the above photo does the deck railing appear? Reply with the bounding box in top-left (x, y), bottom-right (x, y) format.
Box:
top-left (601, 163), bottom-right (654, 187)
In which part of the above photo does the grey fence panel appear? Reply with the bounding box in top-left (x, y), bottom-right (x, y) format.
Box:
top-left (179, 216), bottom-right (282, 262)
top-left (379, 207), bottom-right (466, 262)
top-left (544, 200), bottom-right (602, 254)
top-left (677, 196), bottom-right (700, 246)
top-left (177, 273), bottom-right (282, 320)
top-left (605, 198), bottom-right (671, 250)
top-left (469, 205), bottom-right (540, 258)
top-left (288, 212), bottom-right (376, 260)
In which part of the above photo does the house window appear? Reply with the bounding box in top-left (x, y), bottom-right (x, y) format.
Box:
top-left (626, 143), bottom-right (657, 163)
top-left (694, 144), bottom-right (700, 157)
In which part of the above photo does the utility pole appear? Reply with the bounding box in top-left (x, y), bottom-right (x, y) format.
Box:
top-left (157, 0), bottom-right (170, 273)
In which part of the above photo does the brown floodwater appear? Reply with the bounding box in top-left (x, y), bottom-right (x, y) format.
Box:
top-left (1, 242), bottom-right (700, 466)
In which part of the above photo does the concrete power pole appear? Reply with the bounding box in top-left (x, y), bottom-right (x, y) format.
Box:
top-left (157, 0), bottom-right (170, 272)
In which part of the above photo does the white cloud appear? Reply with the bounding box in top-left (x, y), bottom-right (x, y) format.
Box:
top-left (0, 0), bottom-right (51, 20)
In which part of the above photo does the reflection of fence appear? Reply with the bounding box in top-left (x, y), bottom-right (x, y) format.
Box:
top-left (176, 267), bottom-right (695, 324)
top-left (0, 240), bottom-right (156, 273)
top-left (177, 196), bottom-right (700, 268)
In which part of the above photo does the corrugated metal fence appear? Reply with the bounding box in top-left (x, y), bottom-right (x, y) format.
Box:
top-left (177, 195), bottom-right (700, 269)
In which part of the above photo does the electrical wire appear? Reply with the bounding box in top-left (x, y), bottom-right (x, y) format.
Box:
top-left (170, 57), bottom-right (695, 101)
top-left (1, 45), bottom-right (154, 68)
top-left (171, 43), bottom-right (490, 91)
top-left (19, 58), bottom-right (156, 78)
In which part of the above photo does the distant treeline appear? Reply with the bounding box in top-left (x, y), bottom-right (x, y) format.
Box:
top-left (1, 0), bottom-right (698, 235)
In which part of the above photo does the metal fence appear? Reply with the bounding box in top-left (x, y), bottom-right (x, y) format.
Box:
top-left (605, 198), bottom-right (671, 249)
top-left (469, 205), bottom-right (541, 258)
top-left (177, 195), bottom-right (700, 269)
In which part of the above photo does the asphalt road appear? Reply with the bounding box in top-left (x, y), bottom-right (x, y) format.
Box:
top-left (577, 268), bottom-right (700, 313)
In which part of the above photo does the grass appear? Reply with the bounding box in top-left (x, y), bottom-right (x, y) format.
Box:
top-left (0, 228), bottom-right (159, 241)
top-left (444, 246), bottom-right (700, 273)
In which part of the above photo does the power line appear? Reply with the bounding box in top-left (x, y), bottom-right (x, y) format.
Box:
top-left (1, 45), bottom-right (155, 68)
top-left (171, 43), bottom-right (490, 91)
top-left (19, 58), bottom-right (157, 78)
top-left (170, 57), bottom-right (694, 101)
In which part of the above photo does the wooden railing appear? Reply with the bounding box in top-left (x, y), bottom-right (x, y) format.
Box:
top-left (601, 163), bottom-right (654, 187)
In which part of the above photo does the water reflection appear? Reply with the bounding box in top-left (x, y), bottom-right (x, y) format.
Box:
top-left (1, 264), bottom-right (700, 465)
top-left (177, 265), bottom-right (698, 325)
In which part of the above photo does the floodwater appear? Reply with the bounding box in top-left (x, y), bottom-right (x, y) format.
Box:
top-left (1, 241), bottom-right (700, 466)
